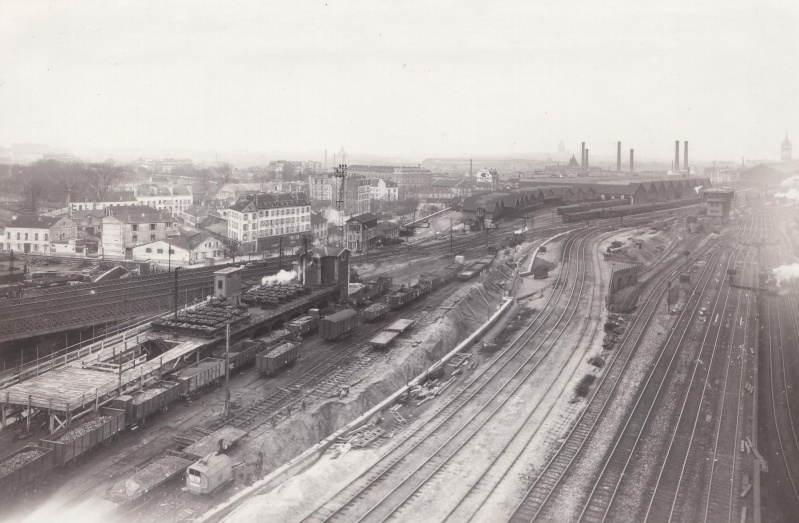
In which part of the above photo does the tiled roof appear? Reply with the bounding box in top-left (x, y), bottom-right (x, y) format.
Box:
top-left (108, 205), bottom-right (173, 223)
top-left (8, 214), bottom-right (58, 229)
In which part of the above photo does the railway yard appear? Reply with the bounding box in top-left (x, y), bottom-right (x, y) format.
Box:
top-left (1, 189), bottom-right (798, 523)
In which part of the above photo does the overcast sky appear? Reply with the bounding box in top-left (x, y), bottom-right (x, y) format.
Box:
top-left (1, 0), bottom-right (796, 163)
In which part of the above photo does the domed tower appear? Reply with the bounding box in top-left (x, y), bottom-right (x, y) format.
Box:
top-left (782, 133), bottom-right (792, 161)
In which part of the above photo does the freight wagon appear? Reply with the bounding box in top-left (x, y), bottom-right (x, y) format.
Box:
top-left (256, 342), bottom-right (300, 376)
top-left (286, 315), bottom-right (318, 338)
top-left (212, 339), bottom-right (263, 371)
top-left (363, 302), bottom-right (390, 322)
top-left (39, 407), bottom-right (126, 466)
top-left (259, 329), bottom-right (291, 348)
top-left (113, 380), bottom-right (180, 428)
top-left (107, 454), bottom-right (193, 504)
top-left (175, 358), bottom-right (225, 397)
top-left (562, 197), bottom-right (701, 223)
top-left (556, 198), bottom-right (630, 215)
top-left (385, 287), bottom-right (418, 310)
top-left (320, 309), bottom-right (359, 340)
top-left (0, 445), bottom-right (54, 500)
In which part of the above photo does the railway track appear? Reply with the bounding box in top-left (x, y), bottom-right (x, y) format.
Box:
top-left (299, 226), bottom-right (595, 522)
top-left (503, 221), bottom-right (734, 522)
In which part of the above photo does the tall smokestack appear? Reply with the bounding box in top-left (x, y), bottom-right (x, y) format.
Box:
top-left (683, 141), bottom-right (689, 174)
top-left (585, 149), bottom-right (589, 169)
top-left (630, 149), bottom-right (634, 172)
top-left (617, 142), bottom-right (621, 172)
top-left (581, 142), bottom-right (586, 167)
top-left (675, 140), bottom-right (680, 171)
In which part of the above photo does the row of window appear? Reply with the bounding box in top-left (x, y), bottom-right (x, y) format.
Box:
top-left (144, 247), bottom-right (175, 254)
top-left (240, 223), bottom-right (311, 241)
top-left (7, 232), bottom-right (48, 241)
top-left (131, 235), bottom-right (157, 243)
top-left (6, 243), bottom-right (44, 251)
top-left (130, 223), bottom-right (172, 231)
top-left (240, 206), bottom-right (310, 221)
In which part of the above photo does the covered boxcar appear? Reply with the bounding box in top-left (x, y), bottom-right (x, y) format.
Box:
top-left (320, 309), bottom-right (359, 340)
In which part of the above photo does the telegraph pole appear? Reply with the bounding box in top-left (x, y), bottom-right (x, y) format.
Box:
top-left (334, 164), bottom-right (347, 247)
top-left (223, 323), bottom-right (231, 418)
top-left (450, 217), bottom-right (453, 255)
top-left (173, 267), bottom-right (181, 320)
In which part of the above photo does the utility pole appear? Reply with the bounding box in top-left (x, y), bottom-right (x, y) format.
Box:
top-left (168, 244), bottom-right (171, 272)
top-left (279, 236), bottom-right (283, 270)
top-left (223, 323), bottom-right (231, 418)
top-left (450, 218), bottom-right (453, 255)
top-left (334, 164), bottom-right (347, 247)
top-left (407, 244), bottom-right (412, 286)
top-left (173, 267), bottom-right (181, 320)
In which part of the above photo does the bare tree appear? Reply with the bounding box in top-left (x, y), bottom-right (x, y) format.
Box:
top-left (213, 162), bottom-right (234, 185)
top-left (85, 162), bottom-right (123, 199)
top-left (224, 237), bottom-right (243, 263)
top-left (19, 176), bottom-right (47, 212)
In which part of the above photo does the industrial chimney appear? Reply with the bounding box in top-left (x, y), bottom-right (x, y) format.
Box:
top-left (581, 142), bottom-right (586, 168)
top-left (617, 142), bottom-right (621, 172)
top-left (585, 149), bottom-right (589, 169)
top-left (674, 141), bottom-right (680, 171)
top-left (630, 149), bottom-right (634, 172)
top-left (684, 141), bottom-right (689, 174)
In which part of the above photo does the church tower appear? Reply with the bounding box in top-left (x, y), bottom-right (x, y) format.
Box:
top-left (782, 133), bottom-right (792, 162)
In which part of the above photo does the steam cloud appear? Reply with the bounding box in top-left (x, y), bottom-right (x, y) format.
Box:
top-left (772, 263), bottom-right (799, 287)
top-left (694, 185), bottom-right (703, 194)
top-left (261, 269), bottom-right (297, 286)
top-left (322, 207), bottom-right (342, 225)
top-left (775, 188), bottom-right (799, 201)
top-left (780, 175), bottom-right (799, 188)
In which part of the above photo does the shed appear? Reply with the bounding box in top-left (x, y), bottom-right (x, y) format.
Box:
top-left (533, 266), bottom-right (549, 279)
top-left (214, 267), bottom-right (242, 297)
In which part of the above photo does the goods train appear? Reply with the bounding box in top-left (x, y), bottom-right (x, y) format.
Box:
top-left (0, 260), bottom-right (467, 499)
top-left (561, 197), bottom-right (702, 223)
top-left (556, 198), bottom-right (631, 216)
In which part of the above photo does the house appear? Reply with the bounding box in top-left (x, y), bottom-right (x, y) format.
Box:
top-left (310, 212), bottom-right (328, 244)
top-left (131, 228), bottom-right (224, 265)
top-left (369, 179), bottom-right (399, 201)
top-left (51, 238), bottom-right (86, 256)
top-left (70, 190), bottom-right (137, 212)
top-left (101, 205), bottom-right (176, 259)
top-left (226, 192), bottom-right (311, 253)
top-left (135, 185), bottom-right (194, 216)
top-left (50, 216), bottom-right (78, 242)
top-left (373, 221), bottom-right (400, 242)
top-left (345, 212), bottom-right (379, 252)
top-left (533, 265), bottom-right (549, 279)
top-left (4, 214), bottom-right (57, 253)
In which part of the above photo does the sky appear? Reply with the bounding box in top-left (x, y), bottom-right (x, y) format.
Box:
top-left (0, 0), bottom-right (797, 163)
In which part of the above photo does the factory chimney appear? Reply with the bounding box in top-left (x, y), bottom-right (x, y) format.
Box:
top-left (581, 142), bottom-right (586, 168)
top-left (585, 149), bottom-right (589, 169)
top-left (630, 149), bottom-right (634, 172)
top-left (674, 140), bottom-right (680, 171)
top-left (684, 141), bottom-right (689, 174)
top-left (617, 142), bottom-right (621, 172)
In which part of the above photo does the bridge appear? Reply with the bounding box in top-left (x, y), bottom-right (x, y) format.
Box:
top-left (0, 259), bottom-right (287, 344)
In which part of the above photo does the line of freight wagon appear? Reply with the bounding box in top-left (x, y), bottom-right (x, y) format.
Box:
top-left (561, 197), bottom-right (702, 223)
top-left (556, 197), bottom-right (631, 216)
top-left (0, 261), bottom-right (469, 499)
top-left (0, 330), bottom-right (303, 501)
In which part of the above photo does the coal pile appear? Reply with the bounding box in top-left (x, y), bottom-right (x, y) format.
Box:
top-left (0, 450), bottom-right (44, 475)
top-left (152, 299), bottom-right (250, 338)
top-left (58, 416), bottom-right (112, 443)
top-left (241, 281), bottom-right (310, 309)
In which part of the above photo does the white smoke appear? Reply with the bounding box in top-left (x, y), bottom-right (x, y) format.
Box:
top-left (261, 269), bottom-right (297, 286)
top-left (694, 185), bottom-right (703, 194)
top-left (772, 263), bottom-right (799, 287)
top-left (780, 175), bottom-right (799, 189)
top-left (775, 188), bottom-right (799, 201)
top-left (322, 206), bottom-right (342, 225)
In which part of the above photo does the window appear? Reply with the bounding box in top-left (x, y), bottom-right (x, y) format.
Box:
top-left (157, 248), bottom-right (163, 254)
top-left (150, 224), bottom-right (156, 231)
top-left (132, 235), bottom-right (138, 243)
top-left (34, 244), bottom-right (39, 251)
top-left (16, 233), bottom-right (19, 240)
top-left (146, 248), bottom-right (152, 253)
top-left (169, 249), bottom-right (174, 254)
top-left (217, 280), bottom-right (223, 290)
top-left (44, 233), bottom-right (48, 241)
top-left (132, 224), bottom-right (138, 231)
top-left (24, 233), bottom-right (28, 240)
top-left (34, 233), bottom-right (39, 241)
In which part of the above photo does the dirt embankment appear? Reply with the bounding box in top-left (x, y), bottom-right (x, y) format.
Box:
top-left (238, 283), bottom-right (502, 484)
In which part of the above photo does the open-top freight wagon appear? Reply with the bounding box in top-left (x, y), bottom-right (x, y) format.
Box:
top-left (259, 329), bottom-right (291, 349)
top-left (112, 380), bottom-right (180, 428)
top-left (320, 309), bottom-right (359, 340)
top-left (39, 407), bottom-right (126, 466)
top-left (256, 342), bottom-right (300, 376)
top-left (175, 358), bottom-right (225, 397)
top-left (0, 445), bottom-right (54, 500)
top-left (363, 302), bottom-right (390, 322)
top-left (286, 315), bottom-right (318, 339)
top-left (385, 287), bottom-right (419, 310)
top-left (212, 339), bottom-right (263, 371)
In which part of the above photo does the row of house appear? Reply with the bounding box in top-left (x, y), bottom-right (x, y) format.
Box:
top-left (226, 192), bottom-right (312, 253)
top-left (69, 185), bottom-right (194, 217)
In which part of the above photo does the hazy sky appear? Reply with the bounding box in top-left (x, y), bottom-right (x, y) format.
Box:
top-left (1, 0), bottom-right (796, 163)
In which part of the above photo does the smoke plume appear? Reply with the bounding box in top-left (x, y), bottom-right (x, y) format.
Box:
top-left (693, 185), bottom-right (703, 194)
top-left (775, 188), bottom-right (799, 201)
top-left (772, 263), bottom-right (799, 287)
top-left (780, 175), bottom-right (799, 189)
top-left (322, 206), bottom-right (342, 225)
top-left (261, 269), bottom-right (297, 286)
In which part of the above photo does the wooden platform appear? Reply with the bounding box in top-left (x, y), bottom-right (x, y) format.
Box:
top-left (2, 339), bottom-right (204, 413)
